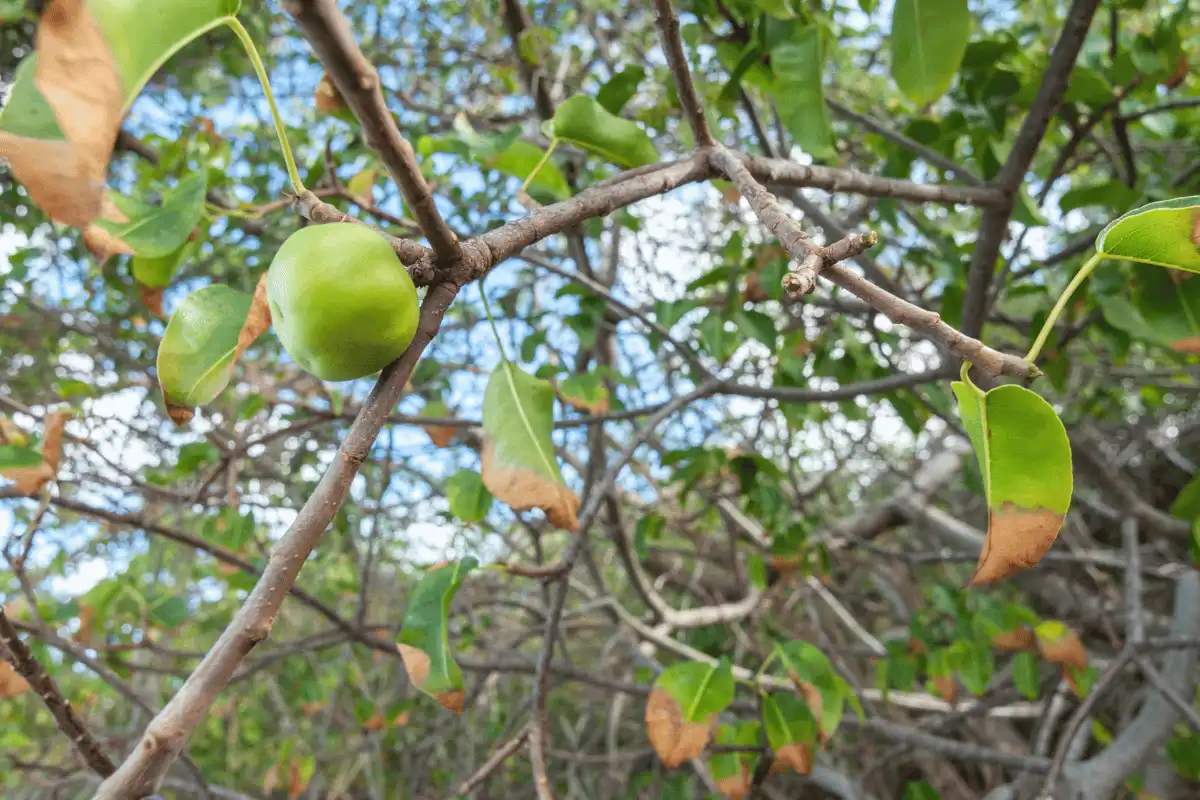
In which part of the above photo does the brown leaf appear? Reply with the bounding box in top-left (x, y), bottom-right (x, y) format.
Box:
top-left (263, 764), bottom-right (279, 794)
top-left (769, 742), bottom-right (812, 775)
top-left (138, 284), bottom-right (165, 318)
top-left (1163, 53), bottom-right (1189, 90)
top-left (645, 688), bottom-right (714, 768)
top-left (715, 765), bottom-right (752, 800)
top-left (0, 0), bottom-right (124, 228)
top-left (362, 712), bottom-right (387, 731)
top-left (1, 409), bottom-right (71, 496)
top-left (1037, 629), bottom-right (1087, 672)
top-left (165, 403), bottom-right (195, 426)
top-left (481, 437), bottom-right (581, 532)
top-left (793, 680), bottom-right (828, 745)
top-left (742, 272), bottom-right (768, 304)
top-left (234, 273), bottom-right (272, 364)
top-left (81, 223), bottom-right (133, 264)
top-left (0, 660), bottom-right (30, 699)
top-left (992, 626), bottom-right (1036, 652)
top-left (300, 701), bottom-right (326, 717)
top-left (398, 642), bottom-right (430, 686)
top-left (424, 425), bottom-right (456, 448)
top-left (932, 674), bottom-right (958, 705)
top-left (75, 602), bottom-right (95, 646)
top-left (968, 504), bottom-right (1064, 585)
top-left (287, 759), bottom-right (307, 799)
top-left (768, 554), bottom-right (802, 573)
top-left (315, 73), bottom-right (346, 113)
top-left (558, 385), bottom-right (610, 414)
top-left (437, 689), bottom-right (465, 713)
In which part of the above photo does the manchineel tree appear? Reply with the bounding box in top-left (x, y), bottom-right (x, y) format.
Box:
top-left (1, 0), bottom-right (1199, 797)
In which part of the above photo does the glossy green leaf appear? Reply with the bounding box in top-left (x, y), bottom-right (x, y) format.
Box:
top-left (771, 30), bottom-right (834, 158)
top-left (952, 379), bottom-right (1072, 584)
top-left (889, 0), bottom-right (971, 105)
top-left (597, 66), bottom-right (646, 115)
top-left (446, 470), bottom-right (493, 523)
top-left (552, 94), bottom-right (658, 169)
top-left (156, 283), bottom-right (264, 424)
top-left (646, 659), bottom-right (734, 768)
top-left (709, 721), bottom-right (760, 797)
top-left (1012, 651), bottom-right (1040, 700)
top-left (397, 557), bottom-right (478, 712)
top-left (762, 692), bottom-right (817, 774)
top-left (97, 174), bottom-right (206, 259)
top-left (1095, 196), bottom-right (1200, 273)
top-left (481, 362), bottom-right (580, 531)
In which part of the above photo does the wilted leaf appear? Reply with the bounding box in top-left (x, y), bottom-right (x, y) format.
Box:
top-left (315, 73), bottom-right (345, 112)
top-left (0, 660), bottom-right (30, 699)
top-left (1035, 621), bottom-right (1086, 670)
top-left (931, 674), bottom-right (957, 705)
top-left (709, 722), bottom-right (760, 800)
top-left (992, 626), bottom-right (1036, 652)
top-left (139, 284), bottom-right (166, 318)
top-left (889, 0), bottom-right (971, 105)
top-left (156, 276), bottom-right (270, 424)
top-left (347, 168), bottom-right (376, 202)
top-left (481, 362), bottom-right (580, 531)
top-left (645, 659), bottom-right (734, 768)
top-left (0, 0), bottom-right (123, 227)
top-left (558, 373), bottom-right (610, 413)
top-left (952, 379), bottom-right (1072, 584)
top-left (762, 693), bottom-right (816, 775)
top-left (552, 94), bottom-right (658, 169)
top-left (82, 222), bottom-right (134, 264)
top-left (1096, 196), bottom-right (1200, 273)
top-left (397, 557), bottom-right (478, 712)
top-left (421, 399), bottom-right (456, 447)
top-left (446, 469), bottom-right (493, 523)
top-left (0, 410), bottom-right (70, 496)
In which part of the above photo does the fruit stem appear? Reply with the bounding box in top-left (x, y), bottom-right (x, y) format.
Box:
top-left (478, 281), bottom-right (512, 362)
top-left (1025, 252), bottom-right (1105, 364)
top-left (226, 17), bottom-right (305, 194)
top-left (520, 138), bottom-right (559, 197)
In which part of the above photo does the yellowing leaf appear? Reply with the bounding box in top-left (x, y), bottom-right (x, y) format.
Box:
top-left (0, 0), bottom-right (123, 227)
top-left (421, 399), bottom-right (456, 448)
top-left (397, 557), bottom-right (477, 713)
top-left (557, 373), bottom-right (610, 413)
top-left (953, 377), bottom-right (1072, 584)
top-left (1035, 621), bottom-right (1087, 671)
top-left (347, 168), bottom-right (377, 202)
top-left (481, 362), bottom-right (580, 532)
top-left (645, 660), bottom-right (733, 768)
top-left (0, 410), bottom-right (71, 496)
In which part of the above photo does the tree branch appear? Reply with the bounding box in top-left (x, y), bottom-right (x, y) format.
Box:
top-left (650, 0), bottom-right (715, 147)
top-left (283, 0), bottom-right (461, 261)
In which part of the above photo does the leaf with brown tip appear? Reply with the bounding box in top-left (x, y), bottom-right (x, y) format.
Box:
top-left (953, 380), bottom-right (1072, 585)
top-left (481, 362), bottom-right (580, 531)
top-left (0, 410), bottom-right (71, 496)
top-left (645, 660), bottom-right (733, 768)
top-left (762, 692), bottom-right (817, 775)
top-left (0, 659), bottom-right (31, 699)
top-left (397, 557), bottom-right (477, 713)
top-left (709, 722), bottom-right (759, 800)
top-left (645, 689), bottom-right (713, 768)
top-left (0, 0), bottom-right (124, 227)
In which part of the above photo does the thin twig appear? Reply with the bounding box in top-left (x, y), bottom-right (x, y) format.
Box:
top-left (650, 0), bottom-right (715, 147)
top-left (452, 724), bottom-right (531, 797)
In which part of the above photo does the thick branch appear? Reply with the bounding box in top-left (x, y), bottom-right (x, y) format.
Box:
top-left (0, 609), bottom-right (115, 778)
top-left (283, 0), bottom-right (461, 261)
top-left (650, 0), bottom-right (715, 147)
top-left (96, 283), bottom-right (461, 799)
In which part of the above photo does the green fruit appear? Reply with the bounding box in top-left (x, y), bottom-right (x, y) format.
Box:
top-left (266, 223), bottom-right (419, 381)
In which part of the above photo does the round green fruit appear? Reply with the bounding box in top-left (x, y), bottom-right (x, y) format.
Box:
top-left (266, 223), bottom-right (419, 381)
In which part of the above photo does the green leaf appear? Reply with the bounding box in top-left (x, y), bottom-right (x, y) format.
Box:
top-left (1129, 262), bottom-right (1200, 351)
top-left (952, 379), bottom-right (1072, 584)
top-left (133, 241), bottom-right (195, 289)
top-left (734, 308), bottom-right (777, 349)
top-left (771, 30), bottom-right (834, 158)
top-left (1168, 732), bottom-right (1200, 781)
top-left (1095, 196), bottom-right (1200, 273)
top-left (156, 283), bottom-right (263, 423)
top-left (0, 446), bottom-right (43, 471)
top-left (699, 314), bottom-right (737, 363)
top-left (149, 596), bottom-right (188, 629)
top-left (597, 66), bottom-right (646, 115)
top-left (762, 692), bottom-right (817, 774)
top-left (488, 140), bottom-right (571, 201)
top-left (552, 94), bottom-right (658, 169)
top-left (709, 721), bottom-right (760, 795)
top-left (481, 362), bottom-right (580, 531)
top-left (948, 639), bottom-right (993, 695)
top-left (97, 174), bottom-right (207, 259)
top-left (0, 0), bottom-right (240, 140)
top-left (635, 513), bottom-right (665, 560)
top-left (773, 640), bottom-right (845, 739)
top-left (446, 470), bottom-right (493, 523)
top-left (889, 0), bottom-right (971, 105)
top-left (558, 373), bottom-right (610, 413)
top-left (397, 557), bottom-right (479, 712)
top-left (646, 659), bottom-right (734, 767)
top-left (1012, 189), bottom-right (1047, 227)
top-left (904, 781), bottom-right (942, 800)
top-left (1098, 295), bottom-right (1166, 344)
top-left (1059, 181), bottom-right (1141, 214)
top-left (1012, 651), bottom-right (1040, 700)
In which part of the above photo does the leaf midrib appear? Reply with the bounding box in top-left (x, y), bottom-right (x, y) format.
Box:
top-left (500, 361), bottom-right (559, 481)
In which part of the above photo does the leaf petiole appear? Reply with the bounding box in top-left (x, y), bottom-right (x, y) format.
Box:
top-left (1025, 252), bottom-right (1106, 364)
top-left (519, 138), bottom-right (559, 197)
top-left (478, 281), bottom-right (511, 362)
top-left (224, 17), bottom-right (305, 194)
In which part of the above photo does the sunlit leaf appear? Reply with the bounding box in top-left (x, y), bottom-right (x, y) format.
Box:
top-left (889, 0), bottom-right (971, 105)
top-left (446, 470), bottom-right (493, 523)
top-left (481, 362), bottom-right (580, 531)
top-left (1096, 196), bottom-right (1200, 273)
top-left (157, 276), bottom-right (271, 425)
top-left (952, 378), bottom-right (1072, 584)
top-left (397, 557), bottom-right (478, 713)
top-left (552, 94), bottom-right (658, 169)
top-left (771, 29), bottom-right (833, 158)
top-left (94, 174), bottom-right (206, 261)
top-left (646, 659), bottom-right (734, 768)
